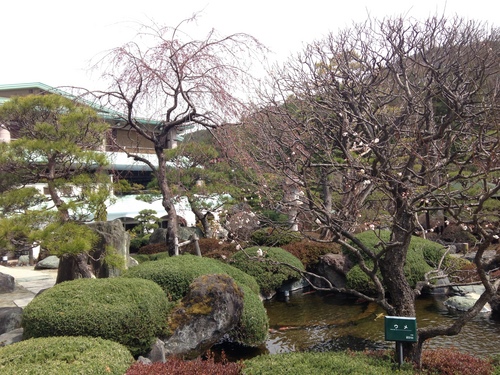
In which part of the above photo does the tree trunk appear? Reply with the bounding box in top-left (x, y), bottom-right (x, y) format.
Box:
top-left (156, 149), bottom-right (179, 256)
top-left (190, 200), bottom-right (212, 238)
top-left (56, 253), bottom-right (95, 284)
top-left (379, 189), bottom-right (417, 361)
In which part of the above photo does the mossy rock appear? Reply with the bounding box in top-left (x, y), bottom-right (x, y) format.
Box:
top-left (22, 277), bottom-right (171, 357)
top-left (230, 246), bottom-right (305, 296)
top-left (0, 336), bottom-right (134, 375)
top-left (122, 254), bottom-right (268, 347)
top-left (344, 231), bottom-right (446, 294)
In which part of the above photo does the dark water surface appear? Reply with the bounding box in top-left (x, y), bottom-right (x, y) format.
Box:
top-left (263, 290), bottom-right (500, 357)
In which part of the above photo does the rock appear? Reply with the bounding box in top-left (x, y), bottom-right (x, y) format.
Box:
top-left (178, 227), bottom-right (203, 243)
top-left (0, 307), bottom-right (23, 335)
top-left (0, 273), bottom-right (15, 293)
top-left (128, 256), bottom-right (139, 268)
top-left (149, 228), bottom-right (167, 245)
top-left (0, 327), bottom-right (24, 347)
top-left (163, 274), bottom-right (244, 359)
top-left (136, 356), bottom-right (152, 365)
top-left (452, 285), bottom-right (485, 295)
top-left (491, 295), bottom-right (500, 320)
top-left (34, 255), bottom-right (59, 270)
top-left (87, 220), bottom-right (131, 278)
top-left (147, 338), bottom-right (166, 363)
top-left (17, 255), bottom-right (29, 266)
top-left (428, 271), bottom-right (450, 295)
top-left (314, 253), bottom-right (352, 289)
top-left (444, 293), bottom-right (491, 313)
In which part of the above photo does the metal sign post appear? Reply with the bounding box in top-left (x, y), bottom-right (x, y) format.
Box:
top-left (384, 316), bottom-right (417, 367)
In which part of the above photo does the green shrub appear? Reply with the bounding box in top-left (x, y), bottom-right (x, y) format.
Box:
top-left (22, 277), bottom-right (171, 357)
top-left (283, 240), bottom-right (341, 269)
top-left (132, 252), bottom-right (171, 263)
top-left (229, 284), bottom-right (269, 347)
top-left (122, 254), bottom-right (268, 346)
top-left (251, 228), bottom-right (302, 247)
top-left (130, 235), bottom-right (150, 253)
top-left (123, 254), bottom-right (259, 300)
top-left (242, 351), bottom-right (415, 375)
top-left (344, 231), bottom-right (446, 294)
top-left (230, 246), bottom-right (304, 296)
top-left (131, 253), bottom-right (152, 263)
top-left (0, 336), bottom-right (134, 375)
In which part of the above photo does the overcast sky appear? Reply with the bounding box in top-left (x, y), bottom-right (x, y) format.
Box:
top-left (1, 0), bottom-right (498, 91)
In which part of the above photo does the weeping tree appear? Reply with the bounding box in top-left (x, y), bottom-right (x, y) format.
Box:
top-left (0, 94), bottom-right (113, 282)
top-left (90, 16), bottom-right (265, 255)
top-left (223, 16), bottom-right (500, 365)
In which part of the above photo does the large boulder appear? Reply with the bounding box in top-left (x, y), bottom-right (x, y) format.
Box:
top-left (88, 219), bottom-right (131, 278)
top-left (0, 273), bottom-right (15, 293)
top-left (149, 228), bottom-right (168, 245)
top-left (444, 293), bottom-right (491, 313)
top-left (163, 274), bottom-right (244, 359)
top-left (0, 328), bottom-right (23, 346)
top-left (149, 227), bottom-right (203, 246)
top-left (0, 307), bottom-right (23, 335)
top-left (34, 255), bottom-right (59, 270)
top-left (314, 253), bottom-right (352, 289)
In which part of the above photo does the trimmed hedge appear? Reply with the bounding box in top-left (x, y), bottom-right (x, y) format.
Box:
top-left (122, 254), bottom-right (268, 347)
top-left (123, 254), bottom-right (260, 300)
top-left (229, 283), bottom-right (270, 347)
top-left (230, 246), bottom-right (305, 296)
top-left (344, 231), bottom-right (446, 294)
top-left (0, 336), bottom-right (134, 375)
top-left (22, 277), bottom-right (171, 357)
top-left (132, 252), bottom-right (170, 264)
top-left (251, 228), bottom-right (302, 247)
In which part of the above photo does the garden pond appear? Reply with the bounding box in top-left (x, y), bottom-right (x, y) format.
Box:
top-left (261, 289), bottom-right (500, 358)
top-left (220, 289), bottom-right (500, 360)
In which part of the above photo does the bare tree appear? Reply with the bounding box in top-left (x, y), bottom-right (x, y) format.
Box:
top-left (226, 16), bottom-right (500, 364)
top-left (89, 17), bottom-right (265, 255)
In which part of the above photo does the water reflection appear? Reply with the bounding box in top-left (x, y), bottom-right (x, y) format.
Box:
top-left (264, 290), bottom-right (500, 357)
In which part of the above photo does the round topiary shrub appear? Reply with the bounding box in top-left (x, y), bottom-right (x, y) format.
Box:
top-left (230, 246), bottom-right (305, 297)
top-left (0, 336), bottom-right (134, 375)
top-left (122, 254), bottom-right (268, 347)
top-left (228, 283), bottom-right (270, 347)
top-left (344, 230), bottom-right (447, 294)
top-left (122, 254), bottom-right (260, 300)
top-left (22, 277), bottom-right (171, 357)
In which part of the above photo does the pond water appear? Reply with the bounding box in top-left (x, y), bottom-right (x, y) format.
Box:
top-left (262, 290), bottom-right (500, 358)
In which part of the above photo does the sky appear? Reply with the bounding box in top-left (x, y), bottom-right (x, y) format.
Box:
top-left (1, 0), bottom-right (498, 91)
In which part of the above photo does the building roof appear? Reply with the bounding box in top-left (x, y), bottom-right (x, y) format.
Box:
top-left (0, 82), bottom-right (189, 139)
top-left (0, 82), bottom-right (132, 124)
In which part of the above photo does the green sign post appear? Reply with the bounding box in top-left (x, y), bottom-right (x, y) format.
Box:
top-left (384, 316), bottom-right (417, 367)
